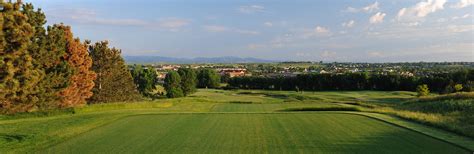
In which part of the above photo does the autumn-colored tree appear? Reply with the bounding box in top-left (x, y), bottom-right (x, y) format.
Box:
top-left (57, 25), bottom-right (96, 108)
top-left (0, 1), bottom-right (42, 113)
top-left (22, 4), bottom-right (77, 109)
top-left (88, 41), bottom-right (140, 103)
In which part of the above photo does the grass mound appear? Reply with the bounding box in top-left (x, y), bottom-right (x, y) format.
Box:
top-left (278, 106), bottom-right (361, 112)
top-left (399, 92), bottom-right (474, 114)
top-left (415, 92), bottom-right (474, 102)
top-left (400, 99), bottom-right (473, 114)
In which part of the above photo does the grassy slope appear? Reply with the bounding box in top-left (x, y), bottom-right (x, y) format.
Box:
top-left (0, 89), bottom-right (473, 152)
top-left (45, 114), bottom-right (468, 153)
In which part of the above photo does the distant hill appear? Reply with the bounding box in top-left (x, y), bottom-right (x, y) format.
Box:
top-left (123, 56), bottom-right (276, 64)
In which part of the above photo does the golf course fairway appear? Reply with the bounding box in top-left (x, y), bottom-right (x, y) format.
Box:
top-left (45, 113), bottom-right (469, 153)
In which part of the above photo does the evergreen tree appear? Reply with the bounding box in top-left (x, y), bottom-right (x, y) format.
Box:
top-left (22, 4), bottom-right (76, 109)
top-left (178, 68), bottom-right (197, 96)
top-left (57, 25), bottom-right (96, 108)
top-left (0, 1), bottom-right (42, 113)
top-left (164, 71), bottom-right (183, 98)
top-left (416, 84), bottom-right (430, 97)
top-left (197, 69), bottom-right (220, 88)
top-left (88, 41), bottom-right (140, 103)
top-left (33, 25), bottom-right (74, 109)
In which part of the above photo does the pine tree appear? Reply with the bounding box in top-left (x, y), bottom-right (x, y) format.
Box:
top-left (164, 71), bottom-right (183, 98)
top-left (88, 41), bottom-right (140, 103)
top-left (0, 1), bottom-right (42, 113)
top-left (22, 4), bottom-right (76, 109)
top-left (57, 25), bottom-right (96, 107)
top-left (178, 68), bottom-right (197, 96)
top-left (416, 84), bottom-right (430, 97)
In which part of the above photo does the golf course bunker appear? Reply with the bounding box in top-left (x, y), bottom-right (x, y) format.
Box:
top-left (46, 113), bottom-right (469, 153)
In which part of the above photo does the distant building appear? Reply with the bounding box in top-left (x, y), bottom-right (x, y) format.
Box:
top-left (156, 65), bottom-right (181, 71)
top-left (219, 68), bottom-right (247, 77)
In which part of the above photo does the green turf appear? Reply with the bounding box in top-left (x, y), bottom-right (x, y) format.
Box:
top-left (1, 89), bottom-right (473, 153)
top-left (46, 113), bottom-right (468, 153)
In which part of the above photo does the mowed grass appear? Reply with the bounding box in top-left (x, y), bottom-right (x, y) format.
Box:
top-left (46, 113), bottom-right (468, 153)
top-left (1, 89), bottom-right (473, 153)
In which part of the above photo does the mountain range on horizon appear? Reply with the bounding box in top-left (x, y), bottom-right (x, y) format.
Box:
top-left (123, 56), bottom-right (277, 64)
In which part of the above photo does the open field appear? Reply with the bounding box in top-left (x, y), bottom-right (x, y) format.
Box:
top-left (1, 89), bottom-right (473, 153)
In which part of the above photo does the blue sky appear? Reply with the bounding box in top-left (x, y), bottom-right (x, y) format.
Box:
top-left (25, 0), bottom-right (473, 62)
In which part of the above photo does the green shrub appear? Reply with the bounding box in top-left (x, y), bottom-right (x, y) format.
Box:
top-left (454, 84), bottom-right (463, 92)
top-left (416, 84), bottom-right (430, 97)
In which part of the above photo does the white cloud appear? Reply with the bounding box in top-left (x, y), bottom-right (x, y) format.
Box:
top-left (315, 26), bottom-right (330, 33)
top-left (47, 8), bottom-right (190, 31)
top-left (203, 25), bottom-right (229, 32)
top-left (447, 24), bottom-right (474, 33)
top-left (342, 20), bottom-right (355, 28)
top-left (203, 25), bottom-right (260, 35)
top-left (452, 14), bottom-right (472, 20)
top-left (344, 7), bottom-right (359, 13)
top-left (451, 0), bottom-right (474, 8)
top-left (397, 8), bottom-right (407, 20)
top-left (238, 5), bottom-right (265, 14)
top-left (407, 22), bottom-right (421, 26)
top-left (343, 2), bottom-right (380, 13)
top-left (414, 0), bottom-right (446, 17)
top-left (370, 12), bottom-right (386, 24)
top-left (235, 29), bottom-right (260, 35)
top-left (362, 2), bottom-right (380, 13)
top-left (298, 26), bottom-right (332, 38)
top-left (264, 22), bottom-right (273, 27)
top-left (397, 0), bottom-right (447, 21)
top-left (158, 18), bottom-right (191, 31)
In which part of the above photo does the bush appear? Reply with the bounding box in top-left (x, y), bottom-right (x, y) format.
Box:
top-left (416, 84), bottom-right (430, 97)
top-left (454, 84), bottom-right (463, 92)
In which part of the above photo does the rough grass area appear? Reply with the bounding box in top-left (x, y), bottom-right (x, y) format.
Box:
top-left (379, 93), bottom-right (474, 138)
top-left (45, 114), bottom-right (469, 153)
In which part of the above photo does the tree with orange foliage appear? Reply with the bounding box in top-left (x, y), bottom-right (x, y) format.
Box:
top-left (57, 25), bottom-right (96, 108)
top-left (0, 1), bottom-right (42, 114)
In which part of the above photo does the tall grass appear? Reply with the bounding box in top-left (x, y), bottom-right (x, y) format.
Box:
top-left (414, 92), bottom-right (474, 102)
top-left (370, 92), bottom-right (474, 138)
top-left (75, 102), bottom-right (173, 113)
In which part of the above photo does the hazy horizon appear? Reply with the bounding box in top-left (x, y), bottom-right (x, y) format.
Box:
top-left (25, 0), bottom-right (474, 62)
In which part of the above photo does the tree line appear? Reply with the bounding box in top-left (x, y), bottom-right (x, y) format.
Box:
top-left (0, 1), bottom-right (139, 114)
top-left (130, 65), bottom-right (221, 98)
top-left (228, 69), bottom-right (474, 93)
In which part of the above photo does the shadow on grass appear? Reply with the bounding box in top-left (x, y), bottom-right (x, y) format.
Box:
top-left (0, 133), bottom-right (31, 142)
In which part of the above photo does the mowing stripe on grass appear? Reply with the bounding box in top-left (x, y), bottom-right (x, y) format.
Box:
top-left (45, 113), bottom-right (469, 153)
